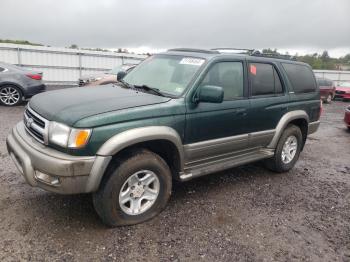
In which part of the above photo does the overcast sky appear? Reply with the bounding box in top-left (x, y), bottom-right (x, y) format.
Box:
top-left (1, 0), bottom-right (349, 56)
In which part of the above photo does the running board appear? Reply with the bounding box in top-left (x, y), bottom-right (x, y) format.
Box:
top-left (179, 149), bottom-right (274, 181)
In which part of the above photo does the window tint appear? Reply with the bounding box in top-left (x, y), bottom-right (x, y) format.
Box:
top-left (200, 62), bottom-right (244, 100)
top-left (282, 63), bottom-right (317, 93)
top-left (249, 63), bottom-right (283, 96)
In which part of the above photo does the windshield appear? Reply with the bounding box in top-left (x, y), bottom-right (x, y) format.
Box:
top-left (339, 82), bottom-right (350, 88)
top-left (123, 54), bottom-right (205, 96)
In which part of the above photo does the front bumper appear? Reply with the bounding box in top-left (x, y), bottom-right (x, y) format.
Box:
top-left (6, 122), bottom-right (111, 194)
top-left (344, 110), bottom-right (350, 127)
top-left (334, 93), bottom-right (350, 100)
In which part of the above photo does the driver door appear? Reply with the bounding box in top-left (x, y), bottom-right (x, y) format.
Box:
top-left (184, 60), bottom-right (250, 163)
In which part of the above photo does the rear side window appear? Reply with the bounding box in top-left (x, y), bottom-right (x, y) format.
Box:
top-left (282, 63), bottom-right (317, 93)
top-left (249, 63), bottom-right (283, 96)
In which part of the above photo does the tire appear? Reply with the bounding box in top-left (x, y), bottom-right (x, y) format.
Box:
top-left (264, 125), bottom-right (303, 173)
top-left (93, 149), bottom-right (172, 227)
top-left (325, 93), bottom-right (332, 104)
top-left (0, 85), bottom-right (23, 106)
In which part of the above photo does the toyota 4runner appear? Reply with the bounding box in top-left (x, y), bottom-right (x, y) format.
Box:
top-left (6, 48), bottom-right (321, 226)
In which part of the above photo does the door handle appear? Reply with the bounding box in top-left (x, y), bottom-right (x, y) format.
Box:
top-left (234, 108), bottom-right (247, 116)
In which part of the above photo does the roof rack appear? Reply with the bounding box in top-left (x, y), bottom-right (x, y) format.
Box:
top-left (250, 51), bottom-right (297, 61)
top-left (167, 48), bottom-right (219, 54)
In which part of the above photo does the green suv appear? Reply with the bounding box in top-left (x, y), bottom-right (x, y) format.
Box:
top-left (6, 48), bottom-right (321, 226)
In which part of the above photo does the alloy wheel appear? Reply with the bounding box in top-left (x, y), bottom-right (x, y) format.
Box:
top-left (0, 87), bottom-right (20, 106)
top-left (281, 135), bottom-right (298, 164)
top-left (119, 170), bottom-right (160, 215)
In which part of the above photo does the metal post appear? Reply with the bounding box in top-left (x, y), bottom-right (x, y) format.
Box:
top-left (17, 47), bottom-right (21, 66)
top-left (78, 52), bottom-right (82, 77)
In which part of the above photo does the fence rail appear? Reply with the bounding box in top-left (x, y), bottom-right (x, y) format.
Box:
top-left (313, 70), bottom-right (350, 85)
top-left (1, 43), bottom-right (350, 86)
top-left (0, 43), bottom-right (146, 85)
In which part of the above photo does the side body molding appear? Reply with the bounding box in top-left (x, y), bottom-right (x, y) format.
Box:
top-left (97, 126), bottom-right (185, 166)
top-left (267, 110), bottom-right (309, 149)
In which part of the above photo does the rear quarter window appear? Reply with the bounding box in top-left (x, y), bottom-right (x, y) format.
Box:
top-left (282, 63), bottom-right (317, 93)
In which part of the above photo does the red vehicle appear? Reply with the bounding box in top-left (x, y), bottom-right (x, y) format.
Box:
top-left (335, 82), bottom-right (350, 101)
top-left (345, 105), bottom-right (350, 130)
top-left (316, 77), bottom-right (335, 103)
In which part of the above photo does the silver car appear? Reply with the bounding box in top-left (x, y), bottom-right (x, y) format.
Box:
top-left (0, 62), bottom-right (46, 106)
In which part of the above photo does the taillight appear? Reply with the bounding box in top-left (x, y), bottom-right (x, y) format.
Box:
top-left (26, 74), bottom-right (42, 80)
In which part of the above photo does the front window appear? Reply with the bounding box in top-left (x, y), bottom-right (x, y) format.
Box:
top-left (123, 54), bottom-right (205, 96)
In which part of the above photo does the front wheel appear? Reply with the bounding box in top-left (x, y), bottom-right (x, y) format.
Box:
top-left (265, 125), bottom-right (302, 173)
top-left (93, 149), bottom-right (172, 227)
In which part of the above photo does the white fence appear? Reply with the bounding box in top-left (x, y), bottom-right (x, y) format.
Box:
top-left (0, 43), bottom-right (147, 85)
top-left (1, 43), bottom-right (349, 86)
top-left (313, 70), bottom-right (350, 85)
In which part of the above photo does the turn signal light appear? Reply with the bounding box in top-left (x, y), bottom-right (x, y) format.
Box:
top-left (68, 129), bottom-right (91, 148)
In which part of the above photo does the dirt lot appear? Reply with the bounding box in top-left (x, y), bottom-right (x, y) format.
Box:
top-left (0, 100), bottom-right (349, 261)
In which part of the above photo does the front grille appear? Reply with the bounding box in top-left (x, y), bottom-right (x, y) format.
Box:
top-left (78, 79), bottom-right (88, 86)
top-left (25, 108), bottom-right (45, 128)
top-left (24, 106), bottom-right (49, 144)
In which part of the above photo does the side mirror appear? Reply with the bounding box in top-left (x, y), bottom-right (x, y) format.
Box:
top-left (195, 85), bottom-right (224, 103)
top-left (117, 71), bottom-right (127, 81)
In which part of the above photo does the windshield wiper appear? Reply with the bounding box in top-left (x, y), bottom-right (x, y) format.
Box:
top-left (118, 78), bottom-right (132, 89)
top-left (134, 84), bottom-right (165, 97)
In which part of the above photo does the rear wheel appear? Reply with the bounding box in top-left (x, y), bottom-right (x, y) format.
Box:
top-left (265, 125), bottom-right (302, 173)
top-left (93, 149), bottom-right (172, 227)
top-left (0, 85), bottom-right (22, 106)
top-left (325, 93), bottom-right (332, 104)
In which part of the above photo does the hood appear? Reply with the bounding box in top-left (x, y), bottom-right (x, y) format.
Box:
top-left (336, 87), bottom-right (350, 92)
top-left (29, 85), bottom-right (171, 126)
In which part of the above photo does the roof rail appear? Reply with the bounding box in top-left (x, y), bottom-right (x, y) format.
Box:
top-left (167, 48), bottom-right (219, 54)
top-left (211, 48), bottom-right (254, 54)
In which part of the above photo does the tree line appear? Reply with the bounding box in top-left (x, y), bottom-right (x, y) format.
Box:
top-left (262, 48), bottom-right (350, 70)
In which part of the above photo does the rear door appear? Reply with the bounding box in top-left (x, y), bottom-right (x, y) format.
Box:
top-left (246, 61), bottom-right (289, 147)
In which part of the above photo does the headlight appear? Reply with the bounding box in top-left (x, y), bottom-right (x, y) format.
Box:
top-left (49, 122), bottom-right (91, 148)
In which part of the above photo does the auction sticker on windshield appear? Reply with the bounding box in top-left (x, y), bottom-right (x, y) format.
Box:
top-left (179, 57), bottom-right (205, 66)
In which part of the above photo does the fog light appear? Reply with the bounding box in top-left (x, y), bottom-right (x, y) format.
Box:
top-left (34, 171), bottom-right (60, 186)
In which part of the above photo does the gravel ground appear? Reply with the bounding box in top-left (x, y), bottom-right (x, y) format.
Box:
top-left (0, 99), bottom-right (349, 261)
